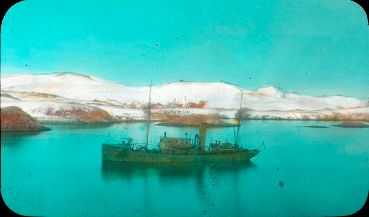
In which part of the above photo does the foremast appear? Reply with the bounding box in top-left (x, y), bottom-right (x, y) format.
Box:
top-left (145, 81), bottom-right (152, 149)
top-left (235, 90), bottom-right (243, 146)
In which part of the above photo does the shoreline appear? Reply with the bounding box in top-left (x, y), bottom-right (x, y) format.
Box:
top-left (155, 122), bottom-right (238, 128)
top-left (36, 119), bottom-right (369, 125)
top-left (1, 126), bottom-right (52, 132)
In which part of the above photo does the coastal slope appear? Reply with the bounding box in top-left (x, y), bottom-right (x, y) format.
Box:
top-left (1, 106), bottom-right (50, 131)
top-left (1, 72), bottom-right (368, 123)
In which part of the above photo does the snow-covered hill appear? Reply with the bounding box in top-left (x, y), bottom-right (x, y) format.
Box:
top-left (1, 72), bottom-right (368, 122)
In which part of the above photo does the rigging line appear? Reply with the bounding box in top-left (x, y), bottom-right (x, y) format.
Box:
top-left (145, 81), bottom-right (152, 149)
top-left (235, 91), bottom-right (243, 146)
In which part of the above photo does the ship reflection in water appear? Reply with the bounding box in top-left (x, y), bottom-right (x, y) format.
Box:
top-left (101, 161), bottom-right (256, 180)
top-left (101, 160), bottom-right (257, 208)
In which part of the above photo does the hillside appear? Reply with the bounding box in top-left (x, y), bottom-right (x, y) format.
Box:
top-left (1, 106), bottom-right (50, 131)
top-left (1, 72), bottom-right (368, 122)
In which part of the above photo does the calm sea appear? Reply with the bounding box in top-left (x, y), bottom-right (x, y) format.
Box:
top-left (1, 121), bottom-right (368, 217)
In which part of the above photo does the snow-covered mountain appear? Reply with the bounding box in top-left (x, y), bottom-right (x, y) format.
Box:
top-left (1, 72), bottom-right (368, 122)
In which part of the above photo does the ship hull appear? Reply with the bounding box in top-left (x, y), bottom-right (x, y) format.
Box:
top-left (102, 144), bottom-right (259, 164)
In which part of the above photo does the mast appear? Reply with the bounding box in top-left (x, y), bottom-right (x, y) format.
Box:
top-left (235, 91), bottom-right (243, 146)
top-left (145, 81), bottom-right (152, 149)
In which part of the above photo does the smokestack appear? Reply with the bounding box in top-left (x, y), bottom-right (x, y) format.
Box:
top-left (199, 123), bottom-right (207, 152)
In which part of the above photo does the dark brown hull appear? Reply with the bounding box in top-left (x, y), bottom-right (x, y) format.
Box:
top-left (102, 144), bottom-right (259, 164)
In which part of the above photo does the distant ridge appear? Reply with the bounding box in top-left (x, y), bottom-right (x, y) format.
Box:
top-left (53, 72), bottom-right (94, 80)
top-left (1, 72), bottom-right (368, 122)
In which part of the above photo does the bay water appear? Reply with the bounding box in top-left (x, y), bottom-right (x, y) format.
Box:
top-left (1, 121), bottom-right (369, 217)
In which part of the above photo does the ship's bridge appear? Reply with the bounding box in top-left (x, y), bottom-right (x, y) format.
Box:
top-left (159, 132), bottom-right (199, 153)
top-left (159, 137), bottom-right (192, 145)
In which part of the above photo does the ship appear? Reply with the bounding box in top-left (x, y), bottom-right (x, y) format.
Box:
top-left (102, 82), bottom-right (259, 164)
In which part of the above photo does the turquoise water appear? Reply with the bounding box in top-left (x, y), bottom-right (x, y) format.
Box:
top-left (1, 121), bottom-right (369, 217)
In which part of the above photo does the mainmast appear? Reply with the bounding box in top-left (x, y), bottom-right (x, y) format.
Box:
top-left (145, 81), bottom-right (152, 149)
top-left (235, 91), bottom-right (243, 146)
